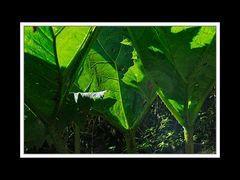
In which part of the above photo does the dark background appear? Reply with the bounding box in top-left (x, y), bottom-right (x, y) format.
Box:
top-left (2, 5), bottom-right (230, 176)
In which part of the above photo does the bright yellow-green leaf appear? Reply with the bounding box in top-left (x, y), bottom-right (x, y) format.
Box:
top-left (190, 26), bottom-right (216, 49)
top-left (24, 26), bottom-right (100, 150)
top-left (171, 26), bottom-right (193, 33)
top-left (56, 27), bottom-right (92, 68)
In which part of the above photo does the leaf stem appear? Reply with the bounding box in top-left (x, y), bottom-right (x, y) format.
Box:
top-left (74, 122), bottom-right (81, 153)
top-left (184, 126), bottom-right (194, 154)
top-left (50, 27), bottom-right (61, 75)
top-left (124, 130), bottom-right (137, 153)
top-left (48, 123), bottom-right (69, 153)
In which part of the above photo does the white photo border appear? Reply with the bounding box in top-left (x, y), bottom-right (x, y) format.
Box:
top-left (20, 22), bottom-right (220, 158)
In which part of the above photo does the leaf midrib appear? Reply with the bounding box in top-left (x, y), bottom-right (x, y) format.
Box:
top-left (152, 27), bottom-right (187, 85)
top-left (127, 27), bottom-right (187, 126)
top-left (187, 35), bottom-right (216, 84)
top-left (30, 37), bottom-right (55, 58)
top-left (96, 39), bottom-right (129, 129)
top-left (153, 27), bottom-right (215, 123)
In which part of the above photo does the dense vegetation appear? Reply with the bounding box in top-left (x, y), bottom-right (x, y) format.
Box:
top-left (23, 25), bottom-right (216, 154)
top-left (25, 87), bottom-right (215, 153)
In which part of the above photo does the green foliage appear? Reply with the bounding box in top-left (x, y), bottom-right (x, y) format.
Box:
top-left (24, 104), bottom-right (47, 149)
top-left (24, 26), bottom-right (100, 150)
top-left (127, 26), bottom-right (216, 127)
top-left (137, 97), bottom-right (184, 153)
top-left (127, 26), bottom-right (216, 153)
top-left (137, 119), bottom-right (185, 153)
top-left (25, 89), bottom-right (216, 154)
top-left (23, 25), bottom-right (216, 154)
top-left (190, 27), bottom-right (216, 49)
top-left (194, 87), bottom-right (216, 153)
top-left (62, 115), bottom-right (125, 153)
top-left (76, 27), bottom-right (157, 133)
top-left (171, 26), bottom-right (194, 33)
top-left (136, 88), bottom-right (216, 154)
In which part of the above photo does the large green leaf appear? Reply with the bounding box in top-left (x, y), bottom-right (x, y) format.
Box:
top-left (24, 53), bottom-right (58, 122)
top-left (24, 104), bottom-right (47, 149)
top-left (76, 27), bottom-right (157, 132)
top-left (24, 26), bottom-right (98, 118)
top-left (127, 26), bottom-right (216, 128)
top-left (24, 26), bottom-right (100, 150)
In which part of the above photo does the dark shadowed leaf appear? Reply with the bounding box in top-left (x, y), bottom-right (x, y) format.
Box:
top-left (127, 26), bottom-right (216, 127)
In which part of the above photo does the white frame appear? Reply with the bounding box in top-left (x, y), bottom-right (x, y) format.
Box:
top-left (20, 22), bottom-right (220, 158)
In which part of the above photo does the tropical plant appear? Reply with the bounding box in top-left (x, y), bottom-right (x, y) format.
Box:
top-left (24, 26), bottom-right (100, 152)
top-left (23, 25), bottom-right (216, 154)
top-left (127, 26), bottom-right (216, 153)
top-left (76, 27), bottom-right (157, 153)
top-left (136, 96), bottom-right (184, 153)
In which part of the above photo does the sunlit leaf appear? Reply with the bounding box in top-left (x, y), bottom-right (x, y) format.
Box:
top-left (77, 27), bottom-right (157, 132)
top-left (171, 26), bottom-right (194, 33)
top-left (24, 26), bottom-right (100, 151)
top-left (190, 26), bottom-right (216, 49)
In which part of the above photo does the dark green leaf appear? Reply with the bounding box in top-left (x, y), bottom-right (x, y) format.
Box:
top-left (128, 26), bottom-right (216, 127)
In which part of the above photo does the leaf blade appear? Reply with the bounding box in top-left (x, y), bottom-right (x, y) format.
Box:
top-left (127, 26), bottom-right (216, 127)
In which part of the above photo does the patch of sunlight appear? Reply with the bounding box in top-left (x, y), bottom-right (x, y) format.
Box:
top-left (171, 26), bottom-right (216, 49)
top-left (168, 99), bottom-right (184, 112)
top-left (188, 100), bottom-right (192, 108)
top-left (132, 49), bottom-right (138, 60)
top-left (120, 38), bottom-right (132, 46)
top-left (171, 26), bottom-right (194, 33)
top-left (122, 56), bottom-right (145, 88)
top-left (148, 46), bottom-right (164, 54)
top-left (190, 26), bottom-right (216, 49)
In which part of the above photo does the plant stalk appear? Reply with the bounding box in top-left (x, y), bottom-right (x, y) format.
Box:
top-left (124, 130), bottom-right (137, 153)
top-left (48, 123), bottom-right (69, 153)
top-left (184, 126), bottom-right (194, 154)
top-left (74, 123), bottom-right (81, 153)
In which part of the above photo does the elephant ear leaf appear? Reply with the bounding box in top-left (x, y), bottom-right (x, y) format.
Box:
top-left (76, 27), bottom-right (157, 132)
top-left (127, 26), bottom-right (216, 127)
top-left (24, 26), bottom-right (100, 149)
